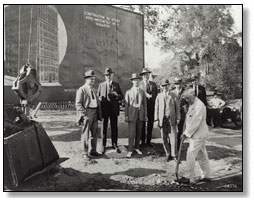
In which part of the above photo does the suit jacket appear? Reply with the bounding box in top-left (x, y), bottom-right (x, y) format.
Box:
top-left (139, 80), bottom-right (158, 104)
top-left (194, 84), bottom-right (207, 106)
top-left (154, 91), bottom-right (180, 127)
top-left (97, 81), bottom-right (123, 117)
top-left (171, 87), bottom-right (188, 121)
top-left (75, 85), bottom-right (102, 124)
top-left (125, 88), bottom-right (147, 122)
top-left (183, 97), bottom-right (209, 139)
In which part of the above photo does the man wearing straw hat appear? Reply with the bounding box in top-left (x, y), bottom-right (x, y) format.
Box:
top-left (97, 67), bottom-right (123, 154)
top-left (76, 70), bottom-right (102, 162)
top-left (139, 68), bottom-right (158, 147)
top-left (154, 79), bottom-right (180, 162)
top-left (125, 73), bottom-right (148, 158)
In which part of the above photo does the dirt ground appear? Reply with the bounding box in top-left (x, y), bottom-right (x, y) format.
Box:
top-left (14, 110), bottom-right (242, 191)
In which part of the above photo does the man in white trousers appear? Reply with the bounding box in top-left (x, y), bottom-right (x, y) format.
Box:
top-left (180, 88), bottom-right (211, 184)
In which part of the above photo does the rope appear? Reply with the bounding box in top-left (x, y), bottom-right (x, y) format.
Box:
top-left (17, 5), bottom-right (21, 72)
top-left (27, 5), bottom-right (33, 63)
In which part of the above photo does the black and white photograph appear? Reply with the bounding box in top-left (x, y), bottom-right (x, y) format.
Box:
top-left (2, 2), bottom-right (247, 194)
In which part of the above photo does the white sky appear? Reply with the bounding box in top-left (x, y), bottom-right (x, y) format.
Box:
top-left (145, 5), bottom-right (243, 69)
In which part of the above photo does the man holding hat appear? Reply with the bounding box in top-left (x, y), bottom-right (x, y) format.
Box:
top-left (154, 79), bottom-right (180, 161)
top-left (125, 73), bottom-right (148, 158)
top-left (97, 67), bottom-right (123, 154)
top-left (139, 68), bottom-right (158, 147)
top-left (171, 77), bottom-right (188, 151)
top-left (76, 70), bottom-right (102, 162)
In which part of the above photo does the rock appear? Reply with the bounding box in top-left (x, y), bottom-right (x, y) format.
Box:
top-left (226, 165), bottom-right (233, 171)
top-left (156, 179), bottom-right (161, 184)
top-left (114, 160), bottom-right (120, 165)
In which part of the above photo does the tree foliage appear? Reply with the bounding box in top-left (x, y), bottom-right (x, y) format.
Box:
top-left (116, 5), bottom-right (242, 98)
top-left (201, 39), bottom-right (242, 98)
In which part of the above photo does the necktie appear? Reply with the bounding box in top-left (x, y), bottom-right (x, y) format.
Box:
top-left (193, 85), bottom-right (197, 96)
top-left (147, 82), bottom-right (151, 93)
top-left (91, 89), bottom-right (95, 100)
top-left (135, 89), bottom-right (139, 104)
top-left (164, 94), bottom-right (167, 116)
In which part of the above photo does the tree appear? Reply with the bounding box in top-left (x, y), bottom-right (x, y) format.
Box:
top-left (201, 39), bottom-right (242, 98)
top-left (116, 5), bottom-right (242, 98)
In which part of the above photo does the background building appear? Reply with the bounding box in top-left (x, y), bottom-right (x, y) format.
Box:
top-left (5, 5), bottom-right (59, 84)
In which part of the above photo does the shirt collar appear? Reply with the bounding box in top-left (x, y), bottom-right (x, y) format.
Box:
top-left (189, 97), bottom-right (198, 109)
top-left (106, 80), bottom-right (112, 85)
top-left (132, 86), bottom-right (139, 92)
top-left (84, 84), bottom-right (92, 89)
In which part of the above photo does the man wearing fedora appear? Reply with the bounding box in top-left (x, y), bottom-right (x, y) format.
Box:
top-left (190, 74), bottom-right (207, 107)
top-left (154, 79), bottom-right (180, 161)
top-left (190, 74), bottom-right (211, 126)
top-left (171, 77), bottom-right (189, 151)
top-left (125, 73), bottom-right (148, 158)
top-left (97, 67), bottom-right (123, 154)
top-left (139, 68), bottom-right (158, 147)
top-left (76, 70), bottom-right (102, 162)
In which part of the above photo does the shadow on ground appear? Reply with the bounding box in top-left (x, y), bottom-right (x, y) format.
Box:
top-left (13, 165), bottom-right (242, 191)
top-left (138, 143), bottom-right (242, 162)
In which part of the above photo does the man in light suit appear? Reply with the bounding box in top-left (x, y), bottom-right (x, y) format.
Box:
top-left (125, 73), bottom-right (148, 158)
top-left (154, 79), bottom-right (180, 162)
top-left (180, 88), bottom-right (211, 184)
top-left (76, 70), bottom-right (102, 162)
top-left (139, 68), bottom-right (158, 147)
top-left (97, 68), bottom-right (123, 154)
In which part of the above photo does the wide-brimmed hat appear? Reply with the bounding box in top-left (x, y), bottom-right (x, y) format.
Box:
top-left (130, 73), bottom-right (142, 80)
top-left (83, 70), bottom-right (96, 78)
top-left (161, 79), bottom-right (171, 86)
top-left (104, 67), bottom-right (114, 75)
top-left (174, 77), bottom-right (182, 84)
top-left (190, 74), bottom-right (199, 81)
top-left (140, 68), bottom-right (151, 76)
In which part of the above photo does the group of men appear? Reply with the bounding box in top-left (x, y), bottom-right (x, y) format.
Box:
top-left (76, 67), bottom-right (212, 183)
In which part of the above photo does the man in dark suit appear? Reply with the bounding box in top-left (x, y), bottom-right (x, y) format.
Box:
top-left (171, 77), bottom-right (188, 152)
top-left (97, 68), bottom-right (123, 154)
top-left (191, 74), bottom-right (211, 125)
top-left (190, 74), bottom-right (207, 107)
top-left (139, 68), bottom-right (158, 147)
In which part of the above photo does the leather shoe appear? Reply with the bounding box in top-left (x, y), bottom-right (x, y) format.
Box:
top-left (113, 144), bottom-right (121, 153)
top-left (89, 152), bottom-right (102, 157)
top-left (197, 177), bottom-right (212, 182)
top-left (101, 146), bottom-right (106, 154)
top-left (167, 155), bottom-right (173, 162)
top-left (177, 177), bottom-right (190, 184)
top-left (127, 152), bottom-right (132, 158)
top-left (115, 147), bottom-right (121, 153)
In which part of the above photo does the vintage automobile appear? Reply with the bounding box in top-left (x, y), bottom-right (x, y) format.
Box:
top-left (207, 93), bottom-right (242, 128)
top-left (220, 99), bottom-right (242, 127)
